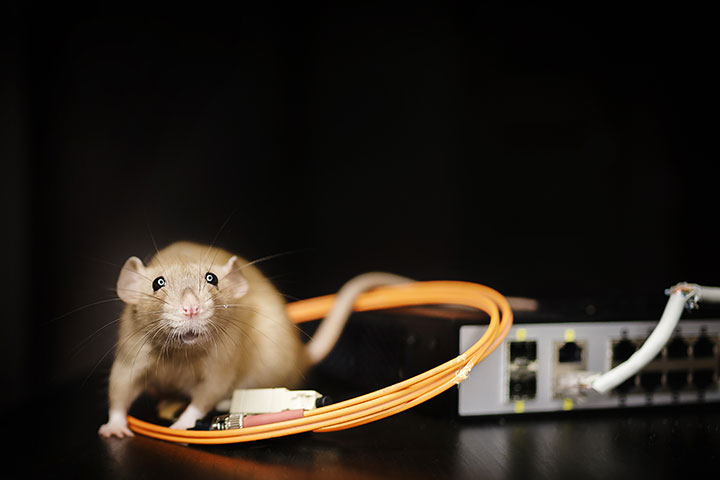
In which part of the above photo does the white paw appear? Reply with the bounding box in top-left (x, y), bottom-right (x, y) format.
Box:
top-left (169, 404), bottom-right (204, 430)
top-left (169, 416), bottom-right (197, 430)
top-left (98, 419), bottom-right (135, 438)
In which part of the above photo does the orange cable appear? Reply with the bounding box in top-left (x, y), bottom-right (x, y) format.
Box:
top-left (126, 280), bottom-right (513, 443)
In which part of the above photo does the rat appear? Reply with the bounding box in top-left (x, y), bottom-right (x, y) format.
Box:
top-left (98, 241), bottom-right (409, 438)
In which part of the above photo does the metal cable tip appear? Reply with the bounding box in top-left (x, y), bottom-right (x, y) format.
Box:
top-left (210, 413), bottom-right (244, 430)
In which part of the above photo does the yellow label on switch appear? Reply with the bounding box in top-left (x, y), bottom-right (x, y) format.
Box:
top-left (564, 329), bottom-right (576, 343)
top-left (516, 328), bottom-right (527, 341)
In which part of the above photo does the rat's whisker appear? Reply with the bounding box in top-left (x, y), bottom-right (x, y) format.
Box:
top-left (50, 298), bottom-right (124, 323)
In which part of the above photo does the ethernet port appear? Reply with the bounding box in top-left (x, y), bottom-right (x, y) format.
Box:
top-left (614, 375), bottom-right (636, 395)
top-left (693, 335), bottom-right (715, 358)
top-left (640, 372), bottom-right (662, 393)
top-left (510, 341), bottom-right (537, 363)
top-left (558, 341), bottom-right (583, 363)
top-left (509, 372), bottom-right (537, 399)
top-left (613, 339), bottom-right (636, 364)
top-left (692, 369), bottom-right (715, 390)
top-left (667, 370), bottom-right (689, 391)
top-left (667, 337), bottom-right (689, 359)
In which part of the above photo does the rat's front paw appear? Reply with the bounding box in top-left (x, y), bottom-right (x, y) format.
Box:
top-left (169, 416), bottom-right (197, 430)
top-left (98, 420), bottom-right (134, 439)
top-left (169, 403), bottom-right (204, 430)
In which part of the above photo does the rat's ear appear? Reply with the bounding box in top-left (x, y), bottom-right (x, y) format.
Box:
top-left (117, 256), bottom-right (148, 304)
top-left (218, 255), bottom-right (249, 298)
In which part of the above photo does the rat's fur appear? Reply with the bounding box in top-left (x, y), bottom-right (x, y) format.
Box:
top-left (98, 242), bottom-right (307, 438)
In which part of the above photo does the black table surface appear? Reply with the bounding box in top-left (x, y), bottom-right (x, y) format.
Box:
top-left (9, 371), bottom-right (720, 480)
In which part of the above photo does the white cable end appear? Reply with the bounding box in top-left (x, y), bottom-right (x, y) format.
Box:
top-left (555, 371), bottom-right (603, 398)
top-left (665, 282), bottom-right (701, 310)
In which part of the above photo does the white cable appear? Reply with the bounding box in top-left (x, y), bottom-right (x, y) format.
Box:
top-left (591, 291), bottom-right (687, 394)
top-left (696, 285), bottom-right (720, 303)
top-left (589, 282), bottom-right (720, 394)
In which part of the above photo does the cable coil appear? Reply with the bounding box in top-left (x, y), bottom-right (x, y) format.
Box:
top-left (126, 280), bottom-right (513, 444)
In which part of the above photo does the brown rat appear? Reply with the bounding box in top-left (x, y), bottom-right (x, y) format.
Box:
top-left (97, 241), bottom-right (534, 438)
top-left (99, 241), bottom-right (395, 438)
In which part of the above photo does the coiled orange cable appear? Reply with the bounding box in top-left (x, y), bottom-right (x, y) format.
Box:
top-left (126, 280), bottom-right (513, 443)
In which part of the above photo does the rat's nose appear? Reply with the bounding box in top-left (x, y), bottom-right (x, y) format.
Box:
top-left (181, 290), bottom-right (200, 317)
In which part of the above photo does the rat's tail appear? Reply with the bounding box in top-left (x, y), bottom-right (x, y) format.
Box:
top-left (304, 272), bottom-right (412, 365)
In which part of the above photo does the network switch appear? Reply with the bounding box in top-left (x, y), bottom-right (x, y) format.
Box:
top-left (459, 319), bottom-right (720, 416)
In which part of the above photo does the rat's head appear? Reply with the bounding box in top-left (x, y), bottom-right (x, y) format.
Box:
top-left (116, 254), bottom-right (248, 347)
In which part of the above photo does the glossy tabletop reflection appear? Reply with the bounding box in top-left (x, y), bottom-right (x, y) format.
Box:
top-left (10, 375), bottom-right (720, 479)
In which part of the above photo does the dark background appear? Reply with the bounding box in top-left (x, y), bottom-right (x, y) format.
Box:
top-left (2, 4), bottom-right (717, 413)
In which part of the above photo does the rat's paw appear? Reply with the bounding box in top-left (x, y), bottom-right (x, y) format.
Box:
top-left (169, 416), bottom-right (196, 430)
top-left (98, 420), bottom-right (135, 438)
top-left (169, 403), bottom-right (204, 430)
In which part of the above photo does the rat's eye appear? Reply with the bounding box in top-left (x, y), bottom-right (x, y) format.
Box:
top-left (205, 272), bottom-right (218, 286)
top-left (152, 276), bottom-right (166, 292)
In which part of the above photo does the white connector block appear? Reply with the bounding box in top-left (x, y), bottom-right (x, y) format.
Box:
top-left (229, 388), bottom-right (322, 415)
